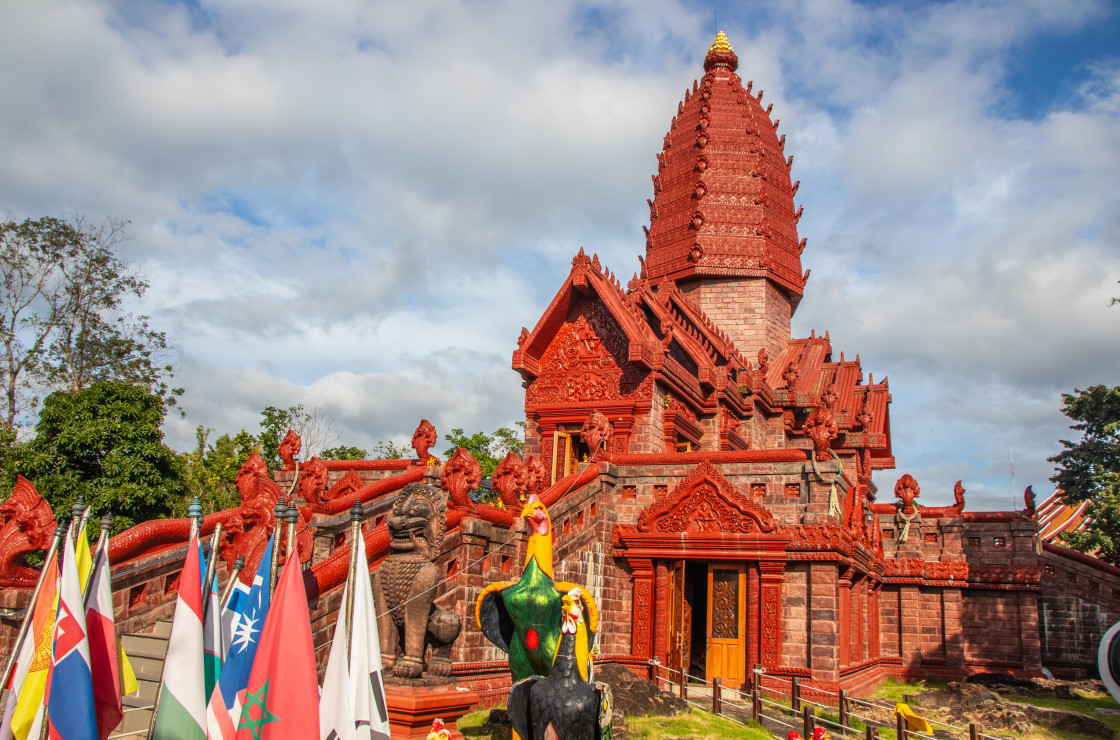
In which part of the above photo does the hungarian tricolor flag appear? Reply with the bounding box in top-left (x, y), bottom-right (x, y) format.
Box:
top-left (151, 533), bottom-right (207, 740)
top-left (235, 551), bottom-right (318, 739)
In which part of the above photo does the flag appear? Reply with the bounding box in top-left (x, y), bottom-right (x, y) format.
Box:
top-left (151, 533), bottom-right (206, 740)
top-left (203, 549), bottom-right (224, 698)
top-left (75, 523), bottom-right (93, 590)
top-left (207, 536), bottom-right (274, 740)
top-left (317, 532), bottom-right (389, 740)
top-left (348, 534), bottom-right (390, 740)
top-left (4, 546), bottom-right (59, 740)
top-left (318, 580), bottom-right (355, 740)
top-left (46, 526), bottom-right (98, 740)
top-left (235, 551), bottom-right (318, 739)
top-left (85, 536), bottom-right (123, 739)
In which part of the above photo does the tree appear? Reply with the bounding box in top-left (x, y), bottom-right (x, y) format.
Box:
top-left (258, 403), bottom-right (342, 467)
top-left (443, 424), bottom-right (526, 480)
top-left (2, 381), bottom-right (186, 532)
top-left (0, 216), bottom-right (181, 430)
top-left (1050, 384), bottom-right (1120, 566)
top-left (320, 444), bottom-right (369, 461)
top-left (182, 426), bottom-right (259, 513)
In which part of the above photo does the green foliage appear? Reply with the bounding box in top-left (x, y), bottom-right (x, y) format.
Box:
top-left (1050, 384), bottom-right (1120, 566)
top-left (443, 423), bottom-right (526, 480)
top-left (320, 444), bottom-right (369, 461)
top-left (182, 425), bottom-right (258, 514)
top-left (368, 440), bottom-right (410, 460)
top-left (1, 381), bottom-right (186, 532)
top-left (0, 216), bottom-right (182, 429)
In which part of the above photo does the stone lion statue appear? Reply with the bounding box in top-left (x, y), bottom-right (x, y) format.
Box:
top-left (371, 482), bottom-right (462, 679)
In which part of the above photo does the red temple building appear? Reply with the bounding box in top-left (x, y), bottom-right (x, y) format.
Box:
top-left (1, 34), bottom-right (1118, 723)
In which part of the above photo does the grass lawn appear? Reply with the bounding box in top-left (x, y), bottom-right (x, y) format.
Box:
top-left (458, 680), bottom-right (1120, 740)
top-left (458, 705), bottom-right (773, 739)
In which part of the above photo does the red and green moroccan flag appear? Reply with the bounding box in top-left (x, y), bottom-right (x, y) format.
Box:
top-left (234, 553), bottom-right (318, 739)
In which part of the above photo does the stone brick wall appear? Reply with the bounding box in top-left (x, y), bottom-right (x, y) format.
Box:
top-left (678, 277), bottom-right (792, 362)
top-left (1038, 544), bottom-right (1120, 677)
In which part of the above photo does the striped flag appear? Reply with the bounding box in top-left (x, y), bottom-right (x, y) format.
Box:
top-left (151, 533), bottom-right (206, 740)
top-left (85, 536), bottom-right (124, 739)
top-left (235, 551), bottom-right (318, 739)
top-left (46, 526), bottom-right (98, 740)
top-left (1, 547), bottom-right (59, 740)
top-left (203, 550), bottom-right (224, 698)
top-left (206, 536), bottom-right (274, 740)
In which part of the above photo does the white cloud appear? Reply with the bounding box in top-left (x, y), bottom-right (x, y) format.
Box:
top-left (1, 0), bottom-right (1117, 512)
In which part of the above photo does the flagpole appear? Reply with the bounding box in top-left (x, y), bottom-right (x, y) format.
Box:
top-left (345, 500), bottom-right (362, 659)
top-left (285, 503), bottom-right (298, 561)
top-left (70, 495), bottom-right (86, 543)
top-left (270, 496), bottom-right (286, 594)
top-left (219, 555), bottom-right (246, 609)
top-left (148, 499), bottom-right (203, 739)
top-left (0, 521), bottom-right (66, 692)
top-left (200, 522), bottom-right (223, 621)
top-left (82, 513), bottom-right (112, 607)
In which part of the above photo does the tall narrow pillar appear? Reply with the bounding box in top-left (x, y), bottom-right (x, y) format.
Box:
top-left (759, 561), bottom-right (786, 668)
top-left (630, 558), bottom-right (655, 660)
top-left (809, 563), bottom-right (838, 682)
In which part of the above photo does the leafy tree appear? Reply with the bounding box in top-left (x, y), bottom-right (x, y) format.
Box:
top-left (320, 444), bottom-right (369, 461)
top-left (1050, 384), bottom-right (1120, 566)
top-left (369, 440), bottom-right (410, 460)
top-left (182, 426), bottom-right (259, 514)
top-left (0, 216), bottom-right (181, 430)
top-left (443, 424), bottom-right (526, 480)
top-left (2, 381), bottom-right (186, 532)
top-left (258, 403), bottom-right (342, 467)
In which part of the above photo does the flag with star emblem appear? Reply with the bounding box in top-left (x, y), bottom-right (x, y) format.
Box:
top-left (235, 550), bottom-right (318, 739)
top-left (151, 533), bottom-right (206, 740)
top-left (207, 536), bottom-right (274, 740)
top-left (46, 525), bottom-right (98, 740)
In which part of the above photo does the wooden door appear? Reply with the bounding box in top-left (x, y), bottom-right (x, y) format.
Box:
top-left (665, 561), bottom-right (689, 675)
top-left (706, 563), bottom-right (747, 689)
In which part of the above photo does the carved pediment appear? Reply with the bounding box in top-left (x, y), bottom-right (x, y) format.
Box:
top-left (636, 459), bottom-right (777, 535)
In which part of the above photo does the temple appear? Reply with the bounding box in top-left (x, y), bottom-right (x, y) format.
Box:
top-left (1, 34), bottom-right (1118, 725)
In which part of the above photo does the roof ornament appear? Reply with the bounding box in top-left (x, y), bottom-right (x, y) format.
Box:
top-left (704, 31), bottom-right (738, 72)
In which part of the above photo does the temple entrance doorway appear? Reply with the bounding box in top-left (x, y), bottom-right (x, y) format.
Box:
top-left (666, 560), bottom-right (748, 689)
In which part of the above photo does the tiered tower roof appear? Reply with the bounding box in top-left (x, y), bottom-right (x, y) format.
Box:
top-left (643, 32), bottom-right (806, 303)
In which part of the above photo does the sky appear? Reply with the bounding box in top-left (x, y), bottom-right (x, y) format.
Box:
top-left (1, 0), bottom-right (1118, 511)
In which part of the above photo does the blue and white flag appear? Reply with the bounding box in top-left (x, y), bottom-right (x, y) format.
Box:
top-left (205, 536), bottom-right (274, 740)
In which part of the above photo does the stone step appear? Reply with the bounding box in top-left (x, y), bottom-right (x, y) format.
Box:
top-left (121, 631), bottom-right (169, 659)
top-left (112, 705), bottom-right (153, 736)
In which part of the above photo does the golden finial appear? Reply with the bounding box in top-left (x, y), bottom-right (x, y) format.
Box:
top-left (708, 31), bottom-right (734, 55)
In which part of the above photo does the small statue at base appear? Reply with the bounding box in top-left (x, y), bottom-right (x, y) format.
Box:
top-left (372, 482), bottom-right (461, 679)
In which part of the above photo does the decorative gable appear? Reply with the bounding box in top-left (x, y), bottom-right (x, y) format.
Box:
top-left (636, 459), bottom-right (777, 534)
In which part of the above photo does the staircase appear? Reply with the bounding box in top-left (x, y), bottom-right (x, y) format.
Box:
top-left (111, 620), bottom-right (170, 739)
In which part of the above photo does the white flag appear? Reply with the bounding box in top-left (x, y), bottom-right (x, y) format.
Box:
top-left (349, 534), bottom-right (390, 740)
top-left (318, 578), bottom-right (356, 740)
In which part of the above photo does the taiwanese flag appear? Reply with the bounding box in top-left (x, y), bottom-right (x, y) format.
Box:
top-left (46, 526), bottom-right (98, 740)
top-left (234, 551), bottom-right (318, 739)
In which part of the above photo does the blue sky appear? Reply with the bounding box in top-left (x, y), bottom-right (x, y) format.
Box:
top-left (1, 0), bottom-right (1118, 511)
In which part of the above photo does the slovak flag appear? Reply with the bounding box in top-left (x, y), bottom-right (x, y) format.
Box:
top-left (206, 536), bottom-right (274, 740)
top-left (45, 525), bottom-right (98, 740)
